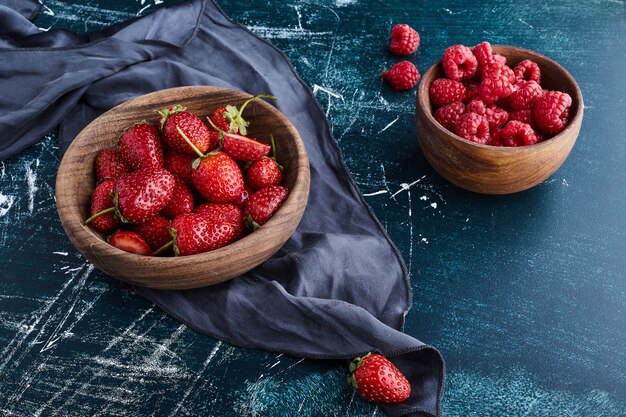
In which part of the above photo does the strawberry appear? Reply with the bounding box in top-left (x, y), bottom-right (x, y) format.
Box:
top-left (222, 133), bottom-right (271, 162)
top-left (134, 215), bottom-right (172, 251)
top-left (191, 151), bottom-right (244, 203)
top-left (161, 179), bottom-right (194, 219)
top-left (118, 122), bottom-right (164, 170)
top-left (244, 185), bottom-right (288, 230)
top-left (195, 203), bottom-right (245, 239)
top-left (208, 94), bottom-right (277, 135)
top-left (164, 151), bottom-right (195, 186)
top-left (108, 230), bottom-right (152, 256)
top-left (158, 105), bottom-right (218, 155)
top-left (166, 213), bottom-right (235, 256)
top-left (246, 157), bottom-right (283, 190)
top-left (347, 353), bottom-right (411, 404)
top-left (113, 168), bottom-right (175, 223)
top-left (94, 148), bottom-right (130, 181)
top-left (85, 179), bottom-right (119, 233)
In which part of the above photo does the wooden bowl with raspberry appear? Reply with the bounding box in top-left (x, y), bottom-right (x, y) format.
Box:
top-left (415, 44), bottom-right (583, 194)
top-left (56, 86), bottom-right (310, 289)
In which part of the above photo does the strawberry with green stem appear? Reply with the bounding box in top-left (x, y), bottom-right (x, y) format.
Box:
top-left (206, 116), bottom-right (271, 162)
top-left (209, 94), bottom-right (277, 135)
top-left (244, 185), bottom-right (288, 231)
top-left (84, 168), bottom-right (175, 226)
top-left (347, 353), bottom-right (411, 404)
top-left (245, 135), bottom-right (283, 190)
top-left (158, 105), bottom-right (219, 155)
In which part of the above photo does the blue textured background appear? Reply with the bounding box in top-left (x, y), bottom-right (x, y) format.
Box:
top-left (0, 1), bottom-right (624, 416)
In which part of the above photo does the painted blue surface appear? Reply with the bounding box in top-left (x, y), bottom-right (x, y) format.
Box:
top-left (0, 0), bottom-right (625, 416)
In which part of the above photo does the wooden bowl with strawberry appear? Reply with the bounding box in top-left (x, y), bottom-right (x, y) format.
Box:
top-left (56, 86), bottom-right (310, 290)
top-left (415, 43), bottom-right (583, 194)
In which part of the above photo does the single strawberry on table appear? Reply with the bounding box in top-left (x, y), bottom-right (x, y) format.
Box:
top-left (347, 353), bottom-right (411, 404)
top-left (118, 122), bottom-right (164, 170)
top-left (158, 105), bottom-right (219, 155)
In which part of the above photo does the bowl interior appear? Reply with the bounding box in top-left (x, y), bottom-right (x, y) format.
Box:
top-left (56, 86), bottom-right (310, 289)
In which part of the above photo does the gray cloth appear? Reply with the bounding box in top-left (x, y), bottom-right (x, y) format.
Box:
top-left (0, 1), bottom-right (444, 415)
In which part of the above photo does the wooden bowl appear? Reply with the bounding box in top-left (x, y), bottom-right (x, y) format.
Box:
top-left (416, 45), bottom-right (583, 194)
top-left (56, 86), bottom-right (310, 290)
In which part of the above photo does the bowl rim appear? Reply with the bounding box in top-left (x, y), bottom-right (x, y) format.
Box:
top-left (417, 45), bottom-right (584, 153)
top-left (56, 86), bottom-right (310, 286)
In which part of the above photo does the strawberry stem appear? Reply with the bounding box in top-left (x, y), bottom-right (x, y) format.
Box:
top-left (152, 240), bottom-right (174, 256)
top-left (84, 206), bottom-right (115, 225)
top-left (238, 93), bottom-right (278, 116)
top-left (270, 134), bottom-right (277, 160)
top-left (206, 116), bottom-right (226, 134)
top-left (176, 126), bottom-right (205, 158)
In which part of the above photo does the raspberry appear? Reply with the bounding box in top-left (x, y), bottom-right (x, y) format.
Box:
top-left (466, 99), bottom-right (486, 115)
top-left (534, 91), bottom-right (572, 134)
top-left (509, 109), bottom-right (536, 129)
top-left (493, 121), bottom-right (538, 147)
top-left (514, 59), bottom-right (541, 84)
top-left (485, 105), bottom-right (509, 131)
top-left (493, 54), bottom-right (507, 66)
top-left (472, 41), bottom-right (495, 71)
top-left (478, 77), bottom-right (514, 105)
top-left (429, 78), bottom-right (467, 107)
top-left (508, 80), bottom-right (543, 110)
top-left (455, 112), bottom-right (490, 144)
top-left (434, 101), bottom-right (465, 131)
top-left (381, 61), bottom-right (420, 91)
top-left (481, 62), bottom-right (515, 84)
top-left (442, 45), bottom-right (478, 81)
top-left (464, 82), bottom-right (481, 102)
top-left (389, 24), bottom-right (420, 55)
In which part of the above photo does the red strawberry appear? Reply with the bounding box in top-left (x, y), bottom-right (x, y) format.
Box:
top-left (161, 179), bottom-right (194, 219)
top-left (109, 230), bottom-right (152, 256)
top-left (246, 157), bottom-right (283, 190)
top-left (347, 353), bottom-right (411, 404)
top-left (222, 133), bottom-right (271, 162)
top-left (164, 151), bottom-right (195, 186)
top-left (244, 185), bottom-right (288, 229)
top-left (94, 148), bottom-right (130, 181)
top-left (191, 151), bottom-right (244, 203)
top-left (113, 168), bottom-right (175, 223)
top-left (169, 213), bottom-right (235, 256)
top-left (195, 203), bottom-right (245, 239)
top-left (85, 179), bottom-right (119, 233)
top-left (118, 122), bottom-right (164, 170)
top-left (158, 105), bottom-right (218, 156)
top-left (134, 215), bottom-right (172, 251)
top-left (208, 94), bottom-right (277, 135)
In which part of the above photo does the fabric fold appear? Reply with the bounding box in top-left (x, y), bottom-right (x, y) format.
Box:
top-left (0, 1), bottom-right (444, 415)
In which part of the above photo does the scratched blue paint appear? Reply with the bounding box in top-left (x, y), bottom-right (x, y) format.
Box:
top-left (0, 0), bottom-right (625, 416)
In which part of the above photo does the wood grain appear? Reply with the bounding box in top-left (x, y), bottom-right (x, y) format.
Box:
top-left (55, 86), bottom-right (310, 289)
top-left (416, 45), bottom-right (584, 194)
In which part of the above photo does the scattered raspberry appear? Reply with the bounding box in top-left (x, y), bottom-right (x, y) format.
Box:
top-left (514, 59), bottom-right (541, 84)
top-left (485, 105), bottom-right (509, 131)
top-left (534, 91), bottom-right (572, 134)
top-left (388, 24), bottom-right (420, 55)
top-left (466, 99), bottom-right (486, 115)
top-left (434, 101), bottom-right (466, 131)
top-left (429, 78), bottom-right (467, 107)
top-left (442, 45), bottom-right (478, 81)
top-left (455, 112), bottom-right (490, 144)
top-left (493, 121), bottom-right (539, 147)
top-left (381, 61), bottom-right (420, 91)
top-left (508, 80), bottom-right (543, 110)
top-left (472, 42), bottom-right (495, 71)
top-left (509, 109), bottom-right (536, 127)
top-left (478, 77), bottom-right (514, 105)
top-left (481, 62), bottom-right (516, 84)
